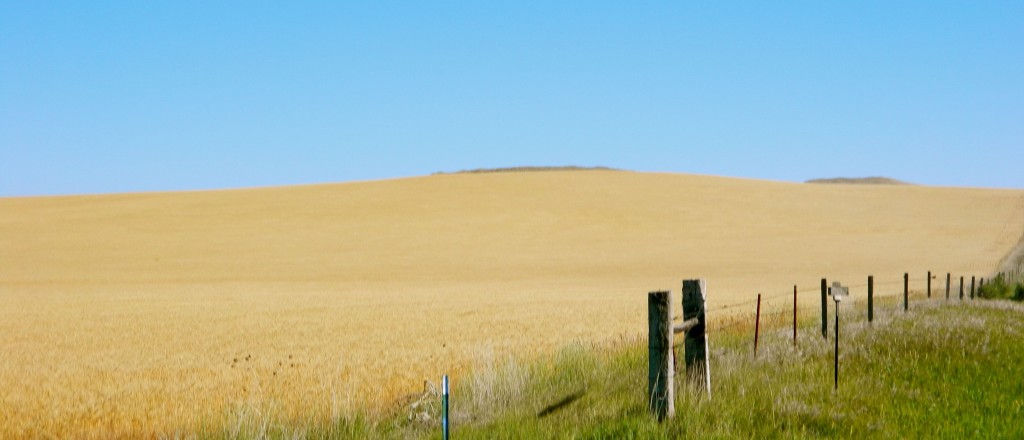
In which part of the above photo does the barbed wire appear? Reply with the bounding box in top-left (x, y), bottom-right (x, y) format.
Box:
top-left (642, 265), bottom-right (997, 341)
top-left (702, 295), bottom-right (990, 335)
top-left (693, 268), bottom-right (998, 334)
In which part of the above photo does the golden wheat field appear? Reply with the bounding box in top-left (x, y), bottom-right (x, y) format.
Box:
top-left (1, 170), bottom-right (1023, 438)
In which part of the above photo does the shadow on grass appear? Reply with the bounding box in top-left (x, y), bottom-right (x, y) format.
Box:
top-left (537, 389), bottom-right (586, 418)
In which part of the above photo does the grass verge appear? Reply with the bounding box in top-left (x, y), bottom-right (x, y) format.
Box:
top-left (199, 299), bottom-right (1024, 439)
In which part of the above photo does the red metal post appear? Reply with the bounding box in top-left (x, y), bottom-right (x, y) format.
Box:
top-left (754, 293), bottom-right (762, 358)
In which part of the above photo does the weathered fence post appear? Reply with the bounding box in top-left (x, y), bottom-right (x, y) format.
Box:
top-left (868, 275), bottom-right (874, 322)
top-left (793, 285), bottom-right (798, 345)
top-left (821, 278), bottom-right (828, 338)
top-left (682, 279), bottom-right (711, 398)
top-left (927, 271), bottom-right (932, 299)
top-left (970, 276), bottom-right (976, 300)
top-left (959, 276), bottom-right (964, 300)
top-left (648, 291), bottom-right (674, 421)
top-left (903, 273), bottom-right (909, 312)
top-left (946, 273), bottom-right (951, 300)
top-left (754, 293), bottom-right (762, 358)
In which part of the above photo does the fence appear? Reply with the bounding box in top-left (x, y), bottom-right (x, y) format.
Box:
top-left (647, 279), bottom-right (710, 421)
top-left (1001, 262), bottom-right (1024, 285)
top-left (645, 263), bottom-right (1024, 420)
top-left (703, 266), bottom-right (1024, 338)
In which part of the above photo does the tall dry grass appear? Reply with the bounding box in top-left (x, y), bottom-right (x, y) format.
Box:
top-left (1, 171), bottom-right (1022, 437)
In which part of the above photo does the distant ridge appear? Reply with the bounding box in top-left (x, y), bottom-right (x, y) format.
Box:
top-left (806, 177), bottom-right (910, 185)
top-left (435, 166), bottom-right (620, 175)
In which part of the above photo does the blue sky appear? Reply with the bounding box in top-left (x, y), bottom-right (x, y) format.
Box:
top-left (2, 2), bottom-right (1022, 196)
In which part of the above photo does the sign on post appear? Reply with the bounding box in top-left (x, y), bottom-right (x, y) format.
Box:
top-left (830, 281), bottom-right (848, 302)
top-left (829, 282), bottom-right (847, 390)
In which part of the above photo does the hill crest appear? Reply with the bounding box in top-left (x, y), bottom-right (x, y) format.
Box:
top-left (434, 165), bottom-right (620, 175)
top-left (806, 176), bottom-right (910, 185)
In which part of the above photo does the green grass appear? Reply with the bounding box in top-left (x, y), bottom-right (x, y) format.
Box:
top-left (201, 300), bottom-right (1024, 439)
top-left (978, 273), bottom-right (1024, 301)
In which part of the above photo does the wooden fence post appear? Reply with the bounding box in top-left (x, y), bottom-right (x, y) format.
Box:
top-left (682, 279), bottom-right (711, 398)
top-left (754, 293), bottom-right (762, 358)
top-left (821, 278), bottom-right (828, 338)
top-left (793, 285), bottom-right (798, 345)
top-left (927, 270), bottom-right (932, 299)
top-left (970, 276), bottom-right (976, 300)
top-left (648, 291), bottom-right (674, 421)
top-left (959, 276), bottom-right (964, 300)
top-left (868, 275), bottom-right (874, 322)
top-left (903, 273), bottom-right (909, 312)
top-left (946, 273), bottom-right (951, 300)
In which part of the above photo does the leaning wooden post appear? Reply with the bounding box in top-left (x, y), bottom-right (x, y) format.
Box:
top-left (682, 279), bottom-right (711, 398)
top-left (927, 271), bottom-right (932, 299)
top-left (753, 293), bottom-right (762, 358)
top-left (970, 276), bottom-right (976, 300)
top-left (946, 273), bottom-right (951, 300)
top-left (903, 273), bottom-right (909, 312)
top-left (868, 275), bottom-right (874, 322)
top-left (959, 276), bottom-right (964, 300)
top-left (792, 285), bottom-right (798, 345)
top-left (647, 291), bottom-right (674, 421)
top-left (820, 278), bottom-right (828, 338)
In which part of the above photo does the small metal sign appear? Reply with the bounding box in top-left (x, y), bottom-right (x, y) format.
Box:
top-left (830, 282), bottom-right (848, 303)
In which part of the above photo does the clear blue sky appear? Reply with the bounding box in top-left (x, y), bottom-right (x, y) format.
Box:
top-left (2, 2), bottom-right (1022, 196)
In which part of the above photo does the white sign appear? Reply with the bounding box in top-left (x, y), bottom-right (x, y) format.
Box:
top-left (831, 282), bottom-right (848, 303)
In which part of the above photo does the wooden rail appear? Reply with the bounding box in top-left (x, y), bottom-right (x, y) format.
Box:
top-left (673, 317), bottom-right (700, 334)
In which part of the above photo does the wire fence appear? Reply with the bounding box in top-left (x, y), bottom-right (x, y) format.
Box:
top-left (698, 265), bottom-right (1024, 337)
top-left (644, 261), bottom-right (1024, 422)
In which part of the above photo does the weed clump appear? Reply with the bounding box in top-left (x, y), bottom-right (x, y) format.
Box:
top-left (978, 274), bottom-right (1024, 301)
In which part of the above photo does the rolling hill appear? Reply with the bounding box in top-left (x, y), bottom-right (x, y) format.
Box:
top-left (1, 170), bottom-right (1022, 437)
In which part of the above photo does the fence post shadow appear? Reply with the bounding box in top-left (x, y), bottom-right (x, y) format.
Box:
top-left (536, 390), bottom-right (586, 418)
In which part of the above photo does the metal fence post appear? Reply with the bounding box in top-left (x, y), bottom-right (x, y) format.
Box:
top-left (868, 275), bottom-right (874, 322)
top-left (821, 278), bottom-right (828, 338)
